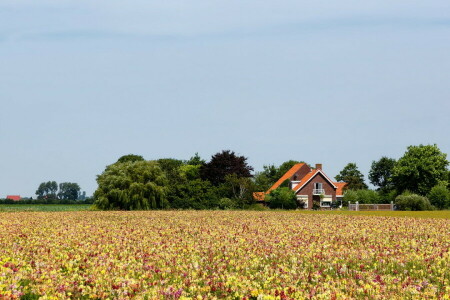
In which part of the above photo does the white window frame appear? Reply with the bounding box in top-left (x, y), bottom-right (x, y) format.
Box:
top-left (320, 195), bottom-right (332, 207)
top-left (297, 195), bottom-right (309, 209)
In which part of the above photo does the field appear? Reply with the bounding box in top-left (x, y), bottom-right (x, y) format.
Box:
top-left (0, 211), bottom-right (449, 299)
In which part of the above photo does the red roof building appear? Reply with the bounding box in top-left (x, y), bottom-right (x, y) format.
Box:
top-left (254, 163), bottom-right (346, 209)
top-left (6, 195), bottom-right (21, 201)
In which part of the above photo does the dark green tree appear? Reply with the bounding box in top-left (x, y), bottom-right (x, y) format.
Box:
top-left (392, 144), bottom-right (449, 195)
top-left (169, 179), bottom-right (219, 209)
top-left (186, 152), bottom-right (205, 166)
top-left (57, 182), bottom-right (81, 200)
top-left (35, 181), bottom-right (58, 200)
top-left (94, 160), bottom-right (168, 210)
top-left (335, 163), bottom-right (368, 190)
top-left (266, 187), bottom-right (298, 209)
top-left (368, 157), bottom-right (396, 193)
top-left (117, 154), bottom-right (145, 163)
top-left (254, 164), bottom-right (278, 191)
top-left (427, 182), bottom-right (450, 209)
top-left (200, 150), bottom-right (253, 186)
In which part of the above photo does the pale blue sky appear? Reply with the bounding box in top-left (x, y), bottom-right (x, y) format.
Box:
top-left (1, 1), bottom-right (450, 197)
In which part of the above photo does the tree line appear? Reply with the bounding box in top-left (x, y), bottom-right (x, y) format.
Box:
top-left (336, 144), bottom-right (450, 210)
top-left (92, 144), bottom-right (450, 211)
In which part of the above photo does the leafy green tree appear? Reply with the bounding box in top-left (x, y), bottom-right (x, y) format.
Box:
top-left (169, 179), bottom-right (219, 209)
top-left (343, 189), bottom-right (381, 204)
top-left (200, 150), bottom-right (253, 186)
top-left (392, 144), bottom-right (449, 195)
top-left (57, 182), bottom-right (81, 200)
top-left (254, 164), bottom-right (278, 191)
top-left (94, 160), bottom-right (168, 210)
top-left (427, 182), bottom-right (450, 209)
top-left (266, 187), bottom-right (298, 209)
top-left (117, 154), bottom-right (145, 163)
top-left (395, 192), bottom-right (433, 211)
top-left (335, 163), bottom-right (368, 190)
top-left (185, 152), bottom-right (205, 166)
top-left (35, 181), bottom-right (58, 200)
top-left (222, 174), bottom-right (256, 208)
top-left (369, 157), bottom-right (396, 193)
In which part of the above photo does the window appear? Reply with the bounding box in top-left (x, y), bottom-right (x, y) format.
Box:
top-left (320, 195), bottom-right (332, 207)
top-left (297, 195), bottom-right (308, 208)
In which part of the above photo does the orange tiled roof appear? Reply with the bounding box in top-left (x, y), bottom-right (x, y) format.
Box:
top-left (267, 163), bottom-right (306, 192)
top-left (291, 170), bottom-right (318, 191)
top-left (253, 192), bottom-right (266, 201)
top-left (334, 182), bottom-right (347, 196)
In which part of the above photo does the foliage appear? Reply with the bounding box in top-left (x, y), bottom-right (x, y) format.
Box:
top-left (427, 182), bottom-right (450, 209)
top-left (343, 189), bottom-right (382, 204)
top-left (335, 163), bottom-right (368, 190)
top-left (221, 174), bottom-right (256, 208)
top-left (35, 181), bottom-right (58, 200)
top-left (200, 150), bottom-right (253, 186)
top-left (57, 182), bottom-right (81, 200)
top-left (94, 160), bottom-right (168, 210)
top-left (254, 164), bottom-right (278, 191)
top-left (185, 152), bottom-right (205, 166)
top-left (392, 144), bottom-right (449, 195)
top-left (1, 211), bottom-right (449, 298)
top-left (266, 187), bottom-right (298, 209)
top-left (116, 154), bottom-right (145, 163)
top-left (218, 198), bottom-right (238, 210)
top-left (395, 192), bottom-right (434, 211)
top-left (368, 157), bottom-right (396, 193)
top-left (169, 179), bottom-right (219, 209)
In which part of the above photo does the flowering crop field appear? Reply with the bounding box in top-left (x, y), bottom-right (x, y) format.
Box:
top-left (0, 211), bottom-right (449, 299)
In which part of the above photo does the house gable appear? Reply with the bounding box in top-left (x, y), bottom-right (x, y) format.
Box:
top-left (293, 169), bottom-right (337, 193)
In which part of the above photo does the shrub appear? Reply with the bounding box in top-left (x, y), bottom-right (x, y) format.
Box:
top-left (427, 182), bottom-right (450, 209)
top-left (395, 192), bottom-right (433, 211)
top-left (343, 189), bottom-right (381, 205)
top-left (266, 187), bottom-right (297, 210)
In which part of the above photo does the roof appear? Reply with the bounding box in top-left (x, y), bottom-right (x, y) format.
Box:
top-left (267, 163), bottom-right (306, 192)
top-left (6, 195), bottom-right (20, 201)
top-left (334, 182), bottom-right (347, 196)
top-left (253, 192), bottom-right (266, 201)
top-left (293, 169), bottom-right (338, 192)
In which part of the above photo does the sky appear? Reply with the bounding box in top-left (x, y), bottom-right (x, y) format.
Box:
top-left (1, 1), bottom-right (450, 198)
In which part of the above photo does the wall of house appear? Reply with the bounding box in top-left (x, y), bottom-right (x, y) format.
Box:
top-left (296, 173), bottom-right (336, 208)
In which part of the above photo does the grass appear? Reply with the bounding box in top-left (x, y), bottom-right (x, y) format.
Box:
top-left (0, 204), bottom-right (92, 212)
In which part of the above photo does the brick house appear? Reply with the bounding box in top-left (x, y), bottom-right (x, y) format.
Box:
top-left (254, 163), bottom-right (346, 209)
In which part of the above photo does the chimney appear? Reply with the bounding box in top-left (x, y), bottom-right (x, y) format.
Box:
top-left (315, 163), bottom-right (322, 170)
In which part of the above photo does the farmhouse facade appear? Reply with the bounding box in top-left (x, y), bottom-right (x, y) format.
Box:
top-left (254, 163), bottom-right (346, 209)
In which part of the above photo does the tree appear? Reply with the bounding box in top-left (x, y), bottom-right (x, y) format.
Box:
top-left (35, 181), bottom-right (58, 200)
top-left (392, 144), bottom-right (449, 195)
top-left (343, 189), bottom-right (381, 204)
top-left (222, 174), bottom-right (256, 208)
top-left (169, 179), bottom-right (219, 209)
top-left (117, 154), bottom-right (145, 163)
top-left (427, 183), bottom-right (450, 209)
top-left (335, 163), bottom-right (368, 190)
top-left (94, 160), bottom-right (168, 210)
top-left (58, 182), bottom-right (81, 200)
top-left (266, 187), bottom-right (298, 209)
top-left (185, 152), bottom-right (205, 166)
top-left (200, 150), bottom-right (253, 186)
top-left (368, 157), bottom-right (396, 193)
top-left (254, 164), bottom-right (278, 191)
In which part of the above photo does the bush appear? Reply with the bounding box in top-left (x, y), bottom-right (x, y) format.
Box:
top-left (427, 183), bottom-right (450, 209)
top-left (266, 187), bottom-right (297, 210)
top-left (395, 192), bottom-right (434, 211)
top-left (218, 198), bottom-right (238, 210)
top-left (343, 189), bottom-right (381, 205)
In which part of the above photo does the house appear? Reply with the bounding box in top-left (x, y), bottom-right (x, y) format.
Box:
top-left (254, 163), bottom-right (346, 209)
top-left (6, 195), bottom-right (21, 201)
